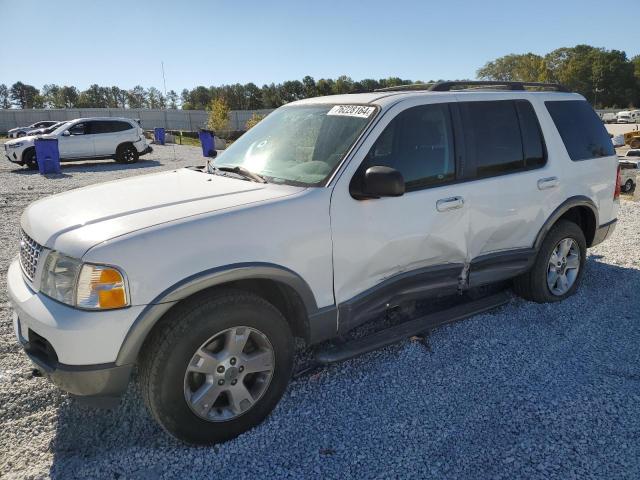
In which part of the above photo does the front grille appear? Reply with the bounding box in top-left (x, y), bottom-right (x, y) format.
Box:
top-left (19, 229), bottom-right (43, 281)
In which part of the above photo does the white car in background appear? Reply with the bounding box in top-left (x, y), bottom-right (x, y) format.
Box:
top-left (601, 112), bottom-right (617, 123)
top-left (8, 121), bottom-right (60, 138)
top-left (3, 117), bottom-right (152, 169)
top-left (617, 110), bottom-right (640, 124)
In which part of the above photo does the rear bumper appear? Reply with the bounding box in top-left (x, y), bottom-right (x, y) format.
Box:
top-left (591, 219), bottom-right (617, 247)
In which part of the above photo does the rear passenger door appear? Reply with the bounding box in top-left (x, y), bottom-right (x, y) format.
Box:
top-left (455, 96), bottom-right (560, 284)
top-left (93, 120), bottom-right (134, 156)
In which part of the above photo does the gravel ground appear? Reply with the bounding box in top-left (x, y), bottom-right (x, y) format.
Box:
top-left (1, 145), bottom-right (639, 479)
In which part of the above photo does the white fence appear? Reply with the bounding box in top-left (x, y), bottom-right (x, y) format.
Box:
top-left (0, 108), bottom-right (274, 133)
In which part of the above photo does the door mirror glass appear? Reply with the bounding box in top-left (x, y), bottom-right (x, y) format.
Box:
top-left (353, 166), bottom-right (405, 199)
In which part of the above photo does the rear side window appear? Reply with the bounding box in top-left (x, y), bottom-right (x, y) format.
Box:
top-left (515, 100), bottom-right (545, 169)
top-left (91, 121), bottom-right (133, 134)
top-left (460, 101), bottom-right (524, 178)
top-left (545, 100), bottom-right (615, 161)
top-left (459, 100), bottom-right (546, 179)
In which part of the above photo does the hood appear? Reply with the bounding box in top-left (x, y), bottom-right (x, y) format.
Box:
top-left (22, 168), bottom-right (304, 258)
top-left (5, 135), bottom-right (37, 146)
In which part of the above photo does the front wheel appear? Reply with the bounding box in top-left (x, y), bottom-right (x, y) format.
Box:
top-left (139, 289), bottom-right (294, 445)
top-left (513, 219), bottom-right (586, 303)
top-left (23, 148), bottom-right (38, 170)
top-left (622, 179), bottom-right (633, 193)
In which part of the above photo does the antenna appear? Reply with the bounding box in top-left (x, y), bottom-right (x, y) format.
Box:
top-left (161, 61), bottom-right (168, 97)
top-left (161, 61), bottom-right (178, 167)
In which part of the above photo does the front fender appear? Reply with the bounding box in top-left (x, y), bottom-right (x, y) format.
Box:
top-left (115, 262), bottom-right (320, 366)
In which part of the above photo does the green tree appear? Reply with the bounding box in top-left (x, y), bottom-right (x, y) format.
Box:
top-left (127, 85), bottom-right (147, 108)
top-left (10, 82), bottom-right (40, 108)
top-left (59, 86), bottom-right (79, 108)
top-left (147, 87), bottom-right (164, 109)
top-left (42, 84), bottom-right (61, 108)
top-left (207, 97), bottom-right (230, 133)
top-left (333, 75), bottom-right (354, 94)
top-left (477, 53), bottom-right (545, 82)
top-left (302, 75), bottom-right (317, 97)
top-left (167, 90), bottom-right (179, 109)
top-left (245, 112), bottom-right (266, 130)
top-left (0, 84), bottom-right (10, 109)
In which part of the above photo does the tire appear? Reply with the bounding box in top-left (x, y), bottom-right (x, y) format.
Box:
top-left (630, 138), bottom-right (640, 149)
top-left (22, 148), bottom-right (38, 170)
top-left (139, 289), bottom-right (294, 445)
top-left (623, 179), bottom-right (633, 193)
top-left (513, 219), bottom-right (586, 303)
top-left (115, 144), bottom-right (139, 164)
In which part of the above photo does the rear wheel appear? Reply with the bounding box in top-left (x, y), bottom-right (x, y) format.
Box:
top-left (115, 144), bottom-right (139, 164)
top-left (623, 179), bottom-right (633, 193)
top-left (513, 220), bottom-right (586, 303)
top-left (139, 289), bottom-right (294, 445)
top-left (630, 138), bottom-right (640, 149)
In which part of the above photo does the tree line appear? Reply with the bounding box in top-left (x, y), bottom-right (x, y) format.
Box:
top-left (477, 45), bottom-right (640, 108)
top-left (1, 45), bottom-right (638, 111)
top-left (0, 83), bottom-right (180, 110)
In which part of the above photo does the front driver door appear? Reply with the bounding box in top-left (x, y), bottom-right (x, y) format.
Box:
top-left (330, 100), bottom-right (470, 333)
top-left (57, 121), bottom-right (96, 159)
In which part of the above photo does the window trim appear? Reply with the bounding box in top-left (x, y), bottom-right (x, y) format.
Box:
top-left (457, 99), bottom-right (548, 182)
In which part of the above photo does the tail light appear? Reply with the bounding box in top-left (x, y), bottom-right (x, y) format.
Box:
top-left (614, 165), bottom-right (621, 200)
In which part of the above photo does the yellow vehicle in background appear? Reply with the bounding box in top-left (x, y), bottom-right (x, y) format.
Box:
top-left (624, 130), bottom-right (640, 149)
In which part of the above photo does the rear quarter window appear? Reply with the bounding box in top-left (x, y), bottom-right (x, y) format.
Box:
top-left (545, 100), bottom-right (615, 161)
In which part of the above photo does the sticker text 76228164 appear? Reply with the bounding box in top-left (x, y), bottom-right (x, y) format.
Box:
top-left (327, 105), bottom-right (376, 118)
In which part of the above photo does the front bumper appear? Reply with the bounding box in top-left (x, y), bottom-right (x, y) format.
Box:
top-left (4, 145), bottom-right (22, 163)
top-left (15, 313), bottom-right (132, 399)
top-left (7, 258), bottom-right (143, 399)
top-left (591, 219), bottom-right (617, 247)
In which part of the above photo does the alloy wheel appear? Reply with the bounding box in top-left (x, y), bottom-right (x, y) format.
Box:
top-left (547, 237), bottom-right (580, 296)
top-left (183, 326), bottom-right (275, 422)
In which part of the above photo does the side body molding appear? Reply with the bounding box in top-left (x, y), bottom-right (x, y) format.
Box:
top-left (115, 262), bottom-right (335, 366)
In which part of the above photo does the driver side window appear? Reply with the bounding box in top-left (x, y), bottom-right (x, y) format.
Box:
top-left (68, 123), bottom-right (87, 135)
top-left (366, 103), bottom-right (455, 191)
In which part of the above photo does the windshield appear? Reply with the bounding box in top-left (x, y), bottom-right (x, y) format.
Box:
top-left (213, 104), bottom-right (376, 186)
top-left (51, 122), bottom-right (73, 135)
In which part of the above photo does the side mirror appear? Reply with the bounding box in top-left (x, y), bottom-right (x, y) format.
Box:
top-left (351, 165), bottom-right (405, 199)
top-left (62, 130), bottom-right (70, 137)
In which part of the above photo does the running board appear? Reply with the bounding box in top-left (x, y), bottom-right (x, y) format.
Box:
top-left (313, 291), bottom-right (510, 366)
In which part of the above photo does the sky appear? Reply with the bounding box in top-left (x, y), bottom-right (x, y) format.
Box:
top-left (1, 0), bottom-right (639, 93)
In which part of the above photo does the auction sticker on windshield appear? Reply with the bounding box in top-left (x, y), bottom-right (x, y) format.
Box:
top-left (327, 105), bottom-right (376, 118)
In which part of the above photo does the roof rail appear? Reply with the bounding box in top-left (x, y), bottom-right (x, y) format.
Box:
top-left (375, 81), bottom-right (569, 93)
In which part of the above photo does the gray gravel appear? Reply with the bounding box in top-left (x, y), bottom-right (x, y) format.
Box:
top-left (1, 145), bottom-right (639, 479)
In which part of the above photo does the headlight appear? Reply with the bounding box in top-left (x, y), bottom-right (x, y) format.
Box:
top-left (40, 252), bottom-right (82, 305)
top-left (7, 142), bottom-right (23, 148)
top-left (40, 251), bottom-right (129, 310)
top-left (76, 263), bottom-right (128, 309)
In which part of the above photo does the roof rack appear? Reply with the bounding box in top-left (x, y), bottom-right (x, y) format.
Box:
top-left (375, 81), bottom-right (569, 93)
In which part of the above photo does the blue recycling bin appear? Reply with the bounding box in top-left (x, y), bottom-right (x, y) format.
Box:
top-left (198, 129), bottom-right (216, 157)
top-left (154, 127), bottom-right (165, 145)
top-left (34, 137), bottom-right (61, 175)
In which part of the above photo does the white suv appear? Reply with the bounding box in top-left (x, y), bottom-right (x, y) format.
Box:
top-left (7, 82), bottom-right (619, 445)
top-left (3, 117), bottom-right (152, 169)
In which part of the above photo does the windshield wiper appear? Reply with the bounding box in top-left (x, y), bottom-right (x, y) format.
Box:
top-left (213, 165), bottom-right (267, 183)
